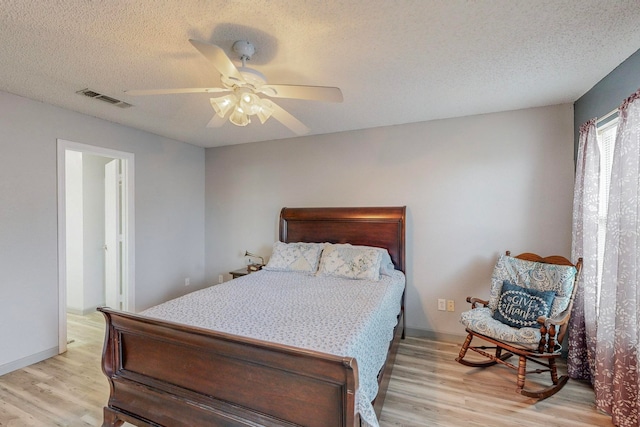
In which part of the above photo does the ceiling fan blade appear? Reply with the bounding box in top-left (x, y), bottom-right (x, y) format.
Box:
top-left (125, 87), bottom-right (230, 96)
top-left (189, 39), bottom-right (245, 84)
top-left (261, 84), bottom-right (343, 103)
top-left (267, 101), bottom-right (310, 135)
top-left (206, 114), bottom-right (227, 128)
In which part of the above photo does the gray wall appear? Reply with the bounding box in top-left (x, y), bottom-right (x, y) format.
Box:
top-left (575, 48), bottom-right (640, 141)
top-left (0, 90), bottom-right (206, 374)
top-left (205, 103), bottom-right (576, 339)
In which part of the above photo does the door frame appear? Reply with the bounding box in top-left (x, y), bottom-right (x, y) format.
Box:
top-left (57, 139), bottom-right (135, 353)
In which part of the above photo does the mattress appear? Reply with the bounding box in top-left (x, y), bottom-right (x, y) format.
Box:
top-left (142, 269), bottom-right (406, 427)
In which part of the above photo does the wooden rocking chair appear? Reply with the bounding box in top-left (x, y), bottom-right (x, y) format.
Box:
top-left (456, 251), bottom-right (582, 399)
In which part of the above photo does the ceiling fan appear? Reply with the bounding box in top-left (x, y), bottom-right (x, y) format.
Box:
top-left (126, 39), bottom-right (343, 135)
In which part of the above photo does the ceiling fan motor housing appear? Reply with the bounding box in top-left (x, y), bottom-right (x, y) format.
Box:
top-left (233, 40), bottom-right (255, 61)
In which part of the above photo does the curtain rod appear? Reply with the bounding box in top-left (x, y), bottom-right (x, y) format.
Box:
top-left (596, 108), bottom-right (618, 124)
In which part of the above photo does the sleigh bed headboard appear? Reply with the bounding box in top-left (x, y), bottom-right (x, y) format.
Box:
top-left (279, 206), bottom-right (406, 273)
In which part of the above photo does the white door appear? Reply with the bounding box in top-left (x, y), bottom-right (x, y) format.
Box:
top-left (104, 159), bottom-right (121, 309)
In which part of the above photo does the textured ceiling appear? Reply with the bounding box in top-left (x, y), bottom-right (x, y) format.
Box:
top-left (1, 0), bottom-right (640, 148)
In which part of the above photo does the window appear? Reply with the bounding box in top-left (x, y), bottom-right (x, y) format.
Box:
top-left (595, 116), bottom-right (617, 309)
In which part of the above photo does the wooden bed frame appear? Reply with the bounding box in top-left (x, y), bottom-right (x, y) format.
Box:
top-left (98, 206), bottom-right (406, 427)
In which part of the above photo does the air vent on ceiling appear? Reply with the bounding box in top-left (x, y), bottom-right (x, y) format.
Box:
top-left (76, 88), bottom-right (132, 108)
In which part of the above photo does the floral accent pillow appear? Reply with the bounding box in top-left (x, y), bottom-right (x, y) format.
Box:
top-left (492, 281), bottom-right (556, 328)
top-left (317, 245), bottom-right (383, 280)
top-left (263, 242), bottom-right (323, 273)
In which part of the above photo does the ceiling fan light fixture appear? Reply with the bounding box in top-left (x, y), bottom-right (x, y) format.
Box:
top-left (210, 94), bottom-right (236, 117)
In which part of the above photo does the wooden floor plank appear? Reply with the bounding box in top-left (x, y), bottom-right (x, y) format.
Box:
top-left (0, 313), bottom-right (613, 427)
top-left (378, 337), bottom-right (612, 427)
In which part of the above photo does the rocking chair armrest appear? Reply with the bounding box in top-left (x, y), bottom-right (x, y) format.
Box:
top-left (466, 296), bottom-right (489, 309)
top-left (536, 308), bottom-right (572, 353)
top-left (536, 307), bottom-right (572, 329)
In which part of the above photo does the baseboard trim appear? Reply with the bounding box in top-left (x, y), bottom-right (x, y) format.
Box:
top-left (0, 347), bottom-right (59, 377)
top-left (66, 306), bottom-right (100, 316)
top-left (406, 327), bottom-right (467, 344)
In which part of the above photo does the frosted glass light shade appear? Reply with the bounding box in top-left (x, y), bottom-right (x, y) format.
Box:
top-left (229, 106), bottom-right (250, 126)
top-left (239, 92), bottom-right (262, 116)
top-left (210, 94), bottom-right (236, 117)
top-left (256, 99), bottom-right (274, 124)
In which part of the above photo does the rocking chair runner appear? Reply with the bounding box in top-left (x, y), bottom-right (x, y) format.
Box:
top-left (456, 251), bottom-right (582, 399)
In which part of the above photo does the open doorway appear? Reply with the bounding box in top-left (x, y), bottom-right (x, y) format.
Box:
top-left (57, 140), bottom-right (135, 354)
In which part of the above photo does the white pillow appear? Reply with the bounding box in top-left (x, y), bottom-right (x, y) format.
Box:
top-left (263, 242), bottom-right (323, 273)
top-left (377, 249), bottom-right (396, 276)
top-left (317, 244), bottom-right (383, 280)
top-left (326, 243), bottom-right (396, 276)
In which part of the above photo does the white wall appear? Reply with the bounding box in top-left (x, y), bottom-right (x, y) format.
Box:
top-left (0, 90), bottom-right (206, 374)
top-left (205, 104), bottom-right (575, 338)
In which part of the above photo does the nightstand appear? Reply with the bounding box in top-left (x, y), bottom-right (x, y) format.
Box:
top-left (229, 268), bottom-right (250, 279)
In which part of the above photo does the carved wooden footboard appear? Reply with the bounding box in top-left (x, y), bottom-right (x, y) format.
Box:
top-left (99, 307), bottom-right (361, 427)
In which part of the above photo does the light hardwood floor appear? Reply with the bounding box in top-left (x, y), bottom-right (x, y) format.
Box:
top-left (0, 313), bottom-right (613, 426)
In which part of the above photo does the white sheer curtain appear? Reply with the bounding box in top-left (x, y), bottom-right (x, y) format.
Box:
top-left (570, 89), bottom-right (640, 426)
top-left (568, 118), bottom-right (599, 381)
top-left (594, 89), bottom-right (640, 426)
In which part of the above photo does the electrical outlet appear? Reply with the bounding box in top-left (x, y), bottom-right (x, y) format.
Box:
top-left (447, 300), bottom-right (455, 312)
top-left (184, 277), bottom-right (190, 286)
top-left (218, 274), bottom-right (224, 284)
top-left (437, 299), bottom-right (446, 311)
